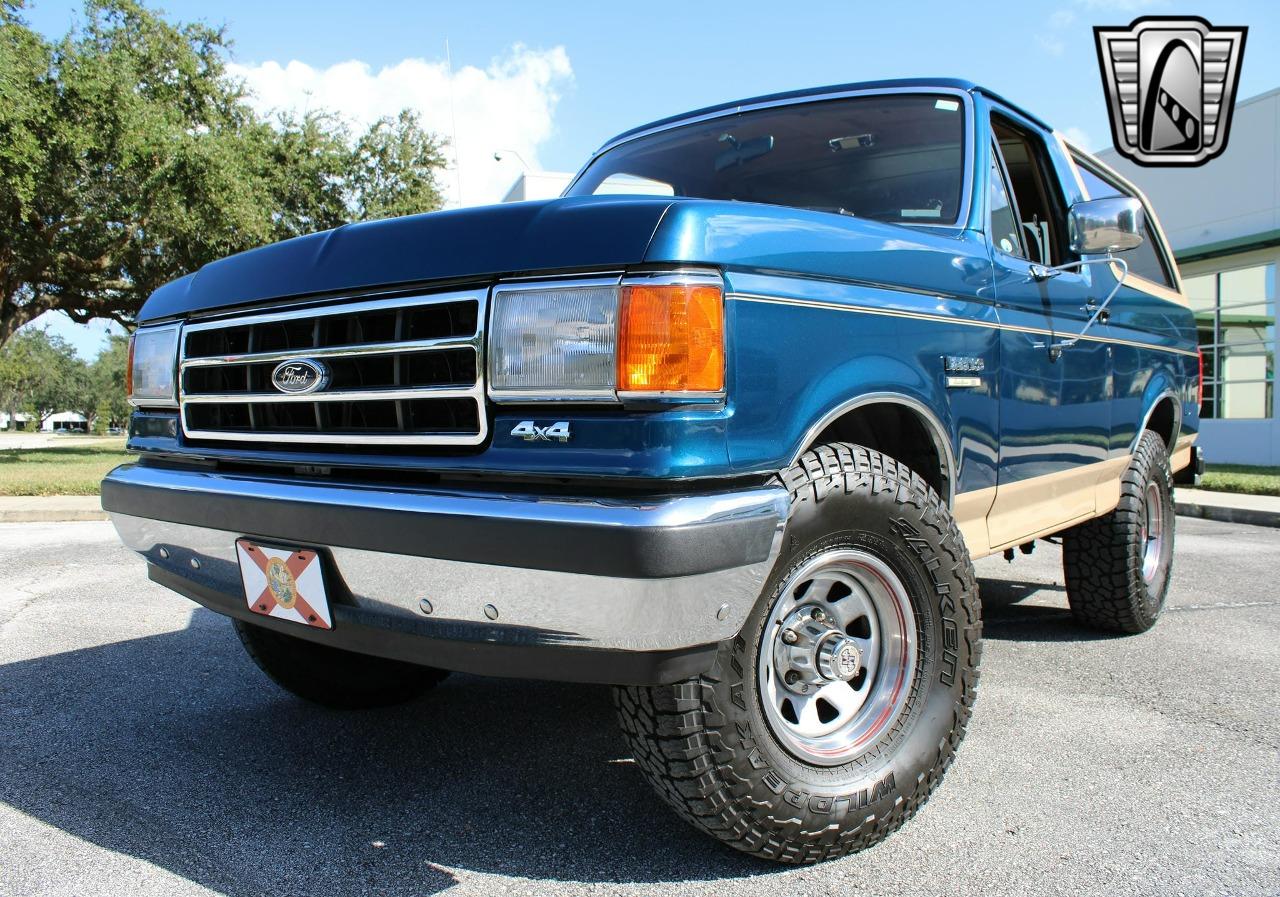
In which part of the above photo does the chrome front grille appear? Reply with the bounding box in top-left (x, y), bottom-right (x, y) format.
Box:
top-left (179, 289), bottom-right (487, 446)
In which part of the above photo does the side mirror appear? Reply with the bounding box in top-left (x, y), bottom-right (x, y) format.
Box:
top-left (1032, 196), bottom-right (1146, 358)
top-left (1068, 197), bottom-right (1145, 255)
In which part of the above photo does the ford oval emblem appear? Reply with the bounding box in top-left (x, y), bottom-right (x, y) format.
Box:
top-left (270, 358), bottom-right (329, 395)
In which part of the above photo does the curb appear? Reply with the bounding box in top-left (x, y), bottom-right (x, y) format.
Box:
top-left (1175, 500), bottom-right (1280, 529)
top-left (0, 508), bottom-right (108, 523)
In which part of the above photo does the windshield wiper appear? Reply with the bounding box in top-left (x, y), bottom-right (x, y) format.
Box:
top-left (802, 206), bottom-right (858, 218)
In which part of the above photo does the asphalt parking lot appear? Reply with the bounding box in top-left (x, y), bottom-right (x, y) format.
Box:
top-left (1, 516), bottom-right (1277, 897)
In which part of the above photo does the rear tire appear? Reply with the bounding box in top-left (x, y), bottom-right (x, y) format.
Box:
top-left (233, 618), bottom-right (449, 709)
top-left (1062, 429), bottom-right (1175, 634)
top-left (613, 443), bottom-right (982, 864)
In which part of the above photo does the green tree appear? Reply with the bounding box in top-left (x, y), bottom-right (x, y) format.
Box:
top-left (87, 332), bottom-right (129, 430)
top-left (349, 110), bottom-right (448, 221)
top-left (0, 329), bottom-right (41, 427)
top-left (0, 0), bottom-right (448, 347)
top-left (0, 328), bottom-right (85, 426)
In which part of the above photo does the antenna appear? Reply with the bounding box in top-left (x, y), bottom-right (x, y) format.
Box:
top-left (445, 39), bottom-right (463, 207)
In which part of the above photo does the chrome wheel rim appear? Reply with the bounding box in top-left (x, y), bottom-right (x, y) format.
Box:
top-left (757, 549), bottom-right (917, 766)
top-left (1140, 481), bottom-right (1165, 584)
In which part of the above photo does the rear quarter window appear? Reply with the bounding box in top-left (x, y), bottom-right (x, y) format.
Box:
top-left (1071, 157), bottom-right (1176, 289)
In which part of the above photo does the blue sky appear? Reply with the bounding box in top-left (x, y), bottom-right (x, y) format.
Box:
top-left (21, 0), bottom-right (1280, 356)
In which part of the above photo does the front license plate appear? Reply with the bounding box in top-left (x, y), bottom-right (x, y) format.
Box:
top-left (235, 539), bottom-right (332, 630)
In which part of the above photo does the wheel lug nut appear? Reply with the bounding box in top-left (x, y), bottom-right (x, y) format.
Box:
top-left (784, 670), bottom-right (801, 685)
top-left (811, 607), bottom-right (826, 622)
top-left (781, 629), bottom-right (798, 645)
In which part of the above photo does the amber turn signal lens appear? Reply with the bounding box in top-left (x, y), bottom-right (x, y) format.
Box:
top-left (125, 334), bottom-right (135, 398)
top-left (617, 283), bottom-right (724, 393)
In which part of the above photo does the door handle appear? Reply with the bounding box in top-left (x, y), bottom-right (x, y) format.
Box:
top-left (1081, 296), bottom-right (1111, 323)
top-left (1033, 257), bottom-right (1129, 357)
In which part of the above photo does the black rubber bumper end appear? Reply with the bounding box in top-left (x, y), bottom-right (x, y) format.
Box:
top-left (1174, 444), bottom-right (1205, 487)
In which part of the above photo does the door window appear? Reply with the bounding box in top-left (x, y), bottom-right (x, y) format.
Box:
top-left (990, 117), bottom-right (1070, 267)
top-left (987, 147), bottom-right (1024, 258)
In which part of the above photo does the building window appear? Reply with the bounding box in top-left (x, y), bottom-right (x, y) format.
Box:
top-left (1185, 263), bottom-right (1276, 420)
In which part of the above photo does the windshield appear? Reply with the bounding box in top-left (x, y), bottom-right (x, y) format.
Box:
top-left (566, 93), bottom-right (968, 225)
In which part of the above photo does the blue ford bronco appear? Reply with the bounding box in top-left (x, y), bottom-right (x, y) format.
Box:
top-left (104, 78), bottom-right (1203, 863)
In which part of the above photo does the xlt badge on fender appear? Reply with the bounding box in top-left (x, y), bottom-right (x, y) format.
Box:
top-left (510, 421), bottom-right (571, 443)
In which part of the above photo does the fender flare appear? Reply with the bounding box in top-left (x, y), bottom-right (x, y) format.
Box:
top-left (1131, 386), bottom-right (1183, 453)
top-left (788, 391), bottom-right (957, 507)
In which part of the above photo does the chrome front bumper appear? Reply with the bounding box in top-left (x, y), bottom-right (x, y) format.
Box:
top-left (102, 464), bottom-right (788, 684)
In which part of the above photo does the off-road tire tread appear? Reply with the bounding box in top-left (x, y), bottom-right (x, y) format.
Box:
top-left (1062, 429), bottom-right (1173, 634)
top-left (614, 443), bottom-right (981, 863)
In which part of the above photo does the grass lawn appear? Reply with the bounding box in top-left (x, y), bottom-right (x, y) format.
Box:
top-left (0, 439), bottom-right (130, 496)
top-left (1200, 464), bottom-right (1280, 498)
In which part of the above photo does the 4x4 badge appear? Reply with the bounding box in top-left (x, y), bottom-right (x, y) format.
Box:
top-left (1094, 16), bottom-right (1247, 167)
top-left (511, 421), bottom-right (571, 443)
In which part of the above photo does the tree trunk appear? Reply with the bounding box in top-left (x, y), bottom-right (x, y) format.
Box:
top-left (0, 313), bottom-right (22, 349)
top-left (0, 295), bottom-right (52, 349)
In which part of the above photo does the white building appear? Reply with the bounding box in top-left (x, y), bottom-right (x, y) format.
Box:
top-left (42, 411), bottom-right (88, 433)
top-left (0, 412), bottom-right (34, 431)
top-left (500, 170), bottom-right (677, 203)
top-left (501, 171), bottom-right (575, 203)
top-left (1099, 87), bottom-right (1279, 465)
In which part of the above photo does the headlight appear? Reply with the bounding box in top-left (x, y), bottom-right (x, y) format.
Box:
top-left (489, 281), bottom-right (619, 400)
top-left (488, 274), bottom-right (724, 402)
top-left (127, 323), bottom-right (181, 407)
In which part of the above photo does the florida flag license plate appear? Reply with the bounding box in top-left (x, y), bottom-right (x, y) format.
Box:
top-left (235, 539), bottom-right (332, 630)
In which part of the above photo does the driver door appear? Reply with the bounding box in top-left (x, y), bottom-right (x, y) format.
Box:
top-left (985, 110), bottom-right (1114, 548)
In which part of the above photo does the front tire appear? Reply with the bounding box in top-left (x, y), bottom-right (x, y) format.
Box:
top-left (614, 444), bottom-right (982, 864)
top-left (234, 619), bottom-right (449, 709)
top-left (1062, 429), bottom-right (1176, 634)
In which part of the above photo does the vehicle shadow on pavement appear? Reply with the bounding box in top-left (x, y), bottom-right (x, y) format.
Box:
top-left (977, 577), bottom-right (1123, 643)
top-left (0, 609), bottom-right (780, 895)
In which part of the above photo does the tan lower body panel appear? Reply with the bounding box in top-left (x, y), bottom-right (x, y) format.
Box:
top-left (953, 433), bottom-right (1198, 560)
top-left (1170, 434), bottom-right (1196, 473)
top-left (954, 487), bottom-right (996, 558)
top-left (955, 455), bottom-right (1133, 560)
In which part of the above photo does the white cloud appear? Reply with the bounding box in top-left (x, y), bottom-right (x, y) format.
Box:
top-left (1048, 9), bottom-right (1075, 28)
top-left (1059, 126), bottom-right (1093, 151)
top-left (228, 45), bottom-right (573, 209)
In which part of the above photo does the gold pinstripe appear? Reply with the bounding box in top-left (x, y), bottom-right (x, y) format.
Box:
top-left (729, 292), bottom-right (1200, 359)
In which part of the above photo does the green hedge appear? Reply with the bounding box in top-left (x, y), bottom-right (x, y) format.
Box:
top-left (1200, 464), bottom-right (1280, 498)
